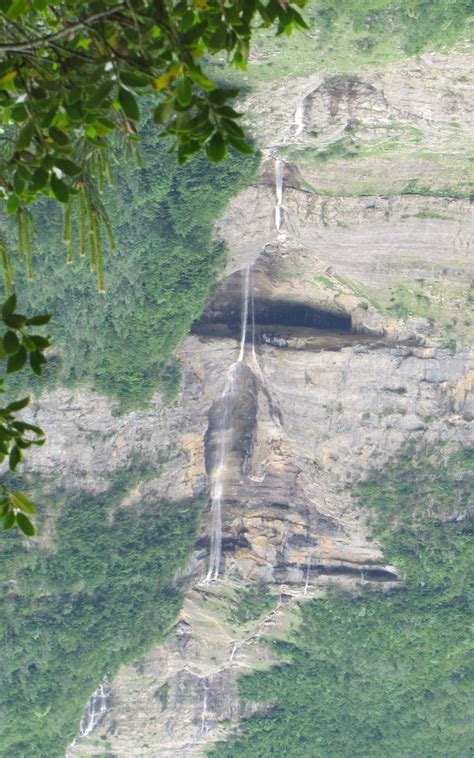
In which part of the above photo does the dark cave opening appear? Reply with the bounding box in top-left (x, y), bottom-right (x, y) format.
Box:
top-left (192, 297), bottom-right (352, 338)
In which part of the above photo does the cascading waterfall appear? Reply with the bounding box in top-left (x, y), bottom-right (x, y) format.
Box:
top-left (206, 267), bottom-right (252, 582)
top-left (79, 683), bottom-right (109, 737)
top-left (274, 159), bottom-right (284, 231)
top-left (66, 683), bottom-right (109, 755)
top-left (294, 96), bottom-right (306, 137)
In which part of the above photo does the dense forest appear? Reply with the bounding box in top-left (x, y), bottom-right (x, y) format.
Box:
top-left (209, 448), bottom-right (474, 757)
top-left (7, 113), bottom-right (258, 411)
top-left (0, 463), bottom-right (204, 756)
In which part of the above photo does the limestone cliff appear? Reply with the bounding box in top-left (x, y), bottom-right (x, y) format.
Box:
top-left (21, 49), bottom-right (472, 757)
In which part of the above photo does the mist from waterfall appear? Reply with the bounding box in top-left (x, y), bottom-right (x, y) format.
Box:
top-left (206, 266), bottom-right (253, 582)
top-left (274, 159), bottom-right (284, 231)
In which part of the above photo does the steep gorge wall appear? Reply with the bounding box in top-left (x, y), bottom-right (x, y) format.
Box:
top-left (19, 51), bottom-right (473, 757)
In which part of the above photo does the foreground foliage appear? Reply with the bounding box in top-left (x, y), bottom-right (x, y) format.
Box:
top-left (0, 293), bottom-right (52, 534)
top-left (0, 0), bottom-right (306, 291)
top-left (0, 465), bottom-right (203, 756)
top-left (210, 448), bottom-right (474, 757)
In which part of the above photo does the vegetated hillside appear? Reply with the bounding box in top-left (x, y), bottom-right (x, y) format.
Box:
top-left (0, 464), bottom-right (204, 757)
top-left (209, 448), bottom-right (474, 758)
top-left (7, 117), bottom-right (258, 411)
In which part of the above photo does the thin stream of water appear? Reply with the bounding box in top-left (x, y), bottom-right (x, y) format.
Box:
top-left (294, 97), bottom-right (306, 136)
top-left (274, 159), bottom-right (284, 231)
top-left (206, 266), bottom-right (253, 582)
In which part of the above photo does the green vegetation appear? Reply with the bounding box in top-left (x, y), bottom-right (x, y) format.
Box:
top-left (218, 0), bottom-right (473, 85)
top-left (0, 294), bottom-right (52, 534)
top-left (0, 465), bottom-right (203, 757)
top-left (7, 122), bottom-right (258, 410)
top-left (0, 0), bottom-right (307, 288)
top-left (210, 447), bottom-right (474, 757)
top-left (228, 582), bottom-right (275, 626)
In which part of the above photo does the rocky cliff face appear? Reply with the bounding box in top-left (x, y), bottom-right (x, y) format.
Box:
top-left (22, 50), bottom-right (472, 757)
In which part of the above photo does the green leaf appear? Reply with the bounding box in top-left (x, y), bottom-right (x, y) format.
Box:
top-left (12, 421), bottom-right (43, 436)
top-left (11, 103), bottom-right (27, 122)
top-left (5, 396), bottom-right (29, 413)
top-left (13, 170), bottom-right (25, 194)
top-left (227, 135), bottom-right (254, 154)
top-left (9, 444), bottom-right (21, 471)
top-left (54, 158), bottom-right (82, 177)
top-left (7, 194), bottom-right (19, 215)
top-left (6, 0), bottom-right (28, 20)
top-left (3, 313), bottom-right (26, 329)
top-left (205, 132), bottom-right (227, 163)
top-left (87, 81), bottom-right (114, 108)
top-left (31, 335), bottom-right (50, 349)
top-left (50, 173), bottom-right (70, 203)
top-left (16, 119), bottom-right (35, 149)
top-left (49, 126), bottom-right (70, 146)
top-left (2, 293), bottom-right (17, 316)
top-left (7, 346), bottom-right (27, 373)
top-left (22, 334), bottom-right (36, 351)
top-left (120, 70), bottom-right (151, 88)
top-left (189, 70), bottom-right (216, 91)
top-left (215, 104), bottom-right (242, 119)
top-left (208, 87), bottom-right (239, 104)
top-left (3, 509), bottom-right (15, 530)
top-left (31, 166), bottom-right (49, 191)
top-left (29, 351), bottom-right (43, 376)
top-left (118, 87), bottom-right (140, 121)
top-left (12, 421), bottom-right (44, 436)
top-left (25, 313), bottom-right (51, 326)
top-left (176, 78), bottom-right (193, 107)
top-left (11, 491), bottom-right (36, 515)
top-left (3, 330), bottom-right (20, 355)
top-left (16, 511), bottom-right (35, 536)
top-left (153, 102), bottom-right (174, 124)
top-left (221, 118), bottom-right (245, 138)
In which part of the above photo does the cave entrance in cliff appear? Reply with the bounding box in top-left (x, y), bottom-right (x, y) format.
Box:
top-left (192, 298), bottom-right (352, 339)
top-left (251, 299), bottom-right (351, 332)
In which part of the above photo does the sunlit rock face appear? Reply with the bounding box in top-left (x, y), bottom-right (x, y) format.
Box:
top-left (26, 52), bottom-right (472, 757)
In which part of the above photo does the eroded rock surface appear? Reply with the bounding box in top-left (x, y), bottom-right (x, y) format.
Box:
top-left (19, 50), bottom-right (472, 757)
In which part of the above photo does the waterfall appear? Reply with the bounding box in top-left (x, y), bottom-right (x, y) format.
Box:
top-left (66, 683), bottom-right (109, 755)
top-left (237, 265), bottom-right (250, 363)
top-left (304, 555), bottom-right (311, 596)
top-left (200, 680), bottom-right (209, 735)
top-left (274, 159), bottom-right (284, 231)
top-left (206, 266), bottom-right (253, 582)
top-left (250, 268), bottom-right (264, 380)
top-left (294, 96), bottom-right (306, 137)
top-left (79, 683), bottom-right (109, 737)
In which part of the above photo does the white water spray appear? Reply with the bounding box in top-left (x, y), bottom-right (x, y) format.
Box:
top-left (304, 555), bottom-right (311, 596)
top-left (294, 97), bottom-right (306, 137)
top-left (79, 683), bottom-right (109, 737)
top-left (200, 680), bottom-right (209, 735)
top-left (206, 267), bottom-right (253, 582)
top-left (237, 266), bottom-right (250, 362)
top-left (66, 683), bottom-right (109, 755)
top-left (274, 159), bottom-right (284, 231)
